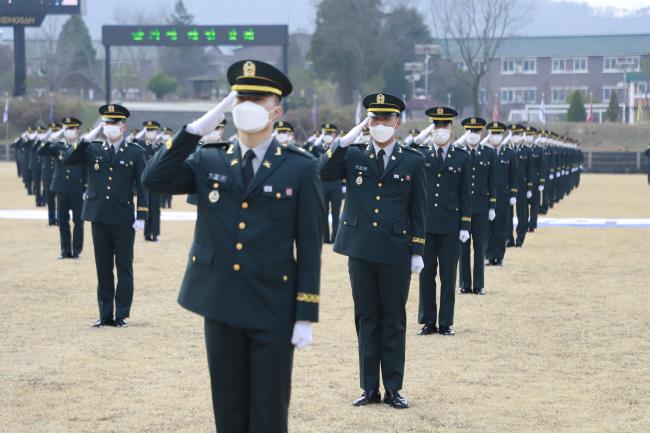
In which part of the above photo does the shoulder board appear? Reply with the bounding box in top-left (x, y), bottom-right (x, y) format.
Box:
top-left (453, 146), bottom-right (469, 154)
top-left (350, 142), bottom-right (367, 147)
top-left (284, 144), bottom-right (315, 158)
top-left (401, 145), bottom-right (423, 154)
top-left (199, 141), bottom-right (230, 149)
top-left (127, 141), bottom-right (145, 151)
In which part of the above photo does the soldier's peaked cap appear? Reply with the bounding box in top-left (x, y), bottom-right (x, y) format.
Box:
top-left (363, 93), bottom-right (405, 115)
top-left (228, 59), bottom-right (292, 98)
top-left (99, 104), bottom-right (130, 121)
top-left (461, 117), bottom-right (486, 130)
top-left (486, 121), bottom-right (507, 132)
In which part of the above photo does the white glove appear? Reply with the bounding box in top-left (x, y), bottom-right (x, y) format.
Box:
top-left (538, 185), bottom-right (544, 192)
top-left (510, 197), bottom-right (516, 206)
top-left (526, 190), bottom-right (532, 199)
top-left (488, 209), bottom-right (496, 221)
top-left (549, 174), bottom-right (554, 180)
top-left (414, 123), bottom-right (435, 145)
top-left (291, 320), bottom-right (313, 349)
top-left (132, 219), bottom-right (145, 231)
top-left (83, 123), bottom-right (103, 142)
top-left (410, 255), bottom-right (424, 275)
top-left (556, 171), bottom-right (561, 177)
top-left (50, 129), bottom-right (65, 142)
top-left (341, 186), bottom-right (347, 194)
top-left (340, 117), bottom-right (370, 148)
top-left (135, 127), bottom-right (147, 140)
top-left (187, 90), bottom-right (237, 136)
top-left (459, 230), bottom-right (470, 243)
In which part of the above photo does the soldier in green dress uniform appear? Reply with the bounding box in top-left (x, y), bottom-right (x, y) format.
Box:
top-left (143, 60), bottom-right (323, 433)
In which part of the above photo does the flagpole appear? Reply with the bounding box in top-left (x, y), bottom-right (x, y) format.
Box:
top-left (588, 92), bottom-right (594, 150)
top-left (3, 93), bottom-right (8, 162)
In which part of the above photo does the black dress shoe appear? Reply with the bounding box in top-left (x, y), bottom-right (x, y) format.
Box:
top-left (528, 227), bottom-right (535, 233)
top-left (92, 318), bottom-right (115, 327)
top-left (506, 239), bottom-right (515, 247)
top-left (115, 317), bottom-right (128, 328)
top-left (419, 324), bottom-right (438, 335)
top-left (475, 288), bottom-right (486, 295)
top-left (71, 253), bottom-right (80, 259)
top-left (459, 288), bottom-right (472, 294)
top-left (58, 252), bottom-right (72, 259)
top-left (439, 326), bottom-right (455, 336)
top-left (493, 259), bottom-right (503, 266)
top-left (383, 390), bottom-right (409, 409)
top-left (352, 390), bottom-right (381, 406)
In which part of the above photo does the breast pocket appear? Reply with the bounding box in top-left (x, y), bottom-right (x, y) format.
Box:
top-left (262, 184), bottom-right (296, 221)
top-left (199, 176), bottom-right (233, 208)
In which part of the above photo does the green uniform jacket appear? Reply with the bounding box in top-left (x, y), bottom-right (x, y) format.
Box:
top-left (423, 144), bottom-right (472, 234)
top-left (142, 128), bottom-right (323, 329)
top-left (530, 144), bottom-right (547, 186)
top-left (319, 140), bottom-right (427, 265)
top-left (38, 141), bottom-right (87, 195)
top-left (514, 145), bottom-right (534, 192)
top-left (494, 145), bottom-right (518, 198)
top-left (64, 139), bottom-right (148, 225)
top-left (463, 144), bottom-right (496, 214)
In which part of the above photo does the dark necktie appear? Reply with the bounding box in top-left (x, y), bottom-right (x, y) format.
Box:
top-left (242, 149), bottom-right (255, 189)
top-left (108, 144), bottom-right (116, 161)
top-left (437, 147), bottom-right (444, 166)
top-left (471, 148), bottom-right (476, 163)
top-left (376, 149), bottom-right (385, 173)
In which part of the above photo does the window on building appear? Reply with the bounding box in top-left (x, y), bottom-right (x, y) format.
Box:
top-left (502, 59), bottom-right (515, 74)
top-left (603, 56), bottom-right (641, 73)
top-left (551, 87), bottom-right (588, 103)
top-left (602, 86), bottom-right (617, 102)
top-left (500, 87), bottom-right (537, 104)
top-left (552, 58), bottom-right (566, 73)
top-left (573, 58), bottom-right (588, 73)
top-left (501, 58), bottom-right (537, 74)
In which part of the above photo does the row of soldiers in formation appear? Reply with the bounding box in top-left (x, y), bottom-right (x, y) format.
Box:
top-left (9, 122), bottom-right (178, 258)
top-left (7, 59), bottom-right (583, 432)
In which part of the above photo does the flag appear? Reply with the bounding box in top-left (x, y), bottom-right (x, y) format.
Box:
top-left (491, 99), bottom-right (499, 121)
top-left (311, 94), bottom-right (318, 130)
top-left (636, 97), bottom-right (642, 123)
top-left (587, 98), bottom-right (593, 123)
top-left (2, 97), bottom-right (8, 123)
top-left (539, 93), bottom-right (546, 124)
top-left (48, 98), bottom-right (54, 123)
top-left (354, 94), bottom-right (362, 124)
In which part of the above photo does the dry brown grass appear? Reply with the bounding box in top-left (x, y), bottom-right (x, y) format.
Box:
top-left (1, 162), bottom-right (649, 433)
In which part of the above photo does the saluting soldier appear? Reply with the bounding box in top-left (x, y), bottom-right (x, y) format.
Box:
top-left (321, 92), bottom-right (426, 409)
top-left (273, 120), bottom-right (295, 146)
top-left (318, 123), bottom-right (344, 244)
top-left (143, 60), bottom-right (323, 433)
top-left (38, 117), bottom-right (87, 259)
top-left (457, 117), bottom-right (496, 295)
top-left (525, 126), bottom-right (546, 232)
top-left (508, 124), bottom-right (533, 247)
top-left (418, 107), bottom-right (470, 336)
top-left (644, 143), bottom-right (650, 185)
top-left (485, 122), bottom-right (517, 266)
top-left (32, 126), bottom-right (48, 207)
top-left (64, 104), bottom-right (148, 328)
top-left (21, 127), bottom-right (37, 195)
top-left (159, 126), bottom-right (174, 209)
top-left (10, 131), bottom-right (26, 177)
top-left (40, 122), bottom-right (62, 225)
top-left (137, 120), bottom-right (163, 242)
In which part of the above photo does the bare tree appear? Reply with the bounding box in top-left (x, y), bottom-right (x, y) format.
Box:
top-left (28, 15), bottom-right (65, 91)
top-left (430, 0), bottom-right (529, 115)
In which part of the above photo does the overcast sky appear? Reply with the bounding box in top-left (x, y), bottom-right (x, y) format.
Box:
top-left (1, 0), bottom-right (650, 41)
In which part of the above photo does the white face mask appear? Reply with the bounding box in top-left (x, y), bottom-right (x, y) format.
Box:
top-left (103, 124), bottom-right (123, 141)
top-left (146, 131), bottom-right (158, 141)
top-left (524, 135), bottom-right (534, 145)
top-left (322, 134), bottom-right (334, 144)
top-left (276, 132), bottom-right (289, 144)
top-left (64, 129), bottom-right (78, 141)
top-left (232, 101), bottom-right (274, 133)
top-left (369, 124), bottom-right (395, 143)
top-left (466, 132), bottom-right (481, 146)
top-left (433, 128), bottom-right (451, 145)
top-left (489, 134), bottom-right (503, 146)
top-left (511, 135), bottom-right (523, 145)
